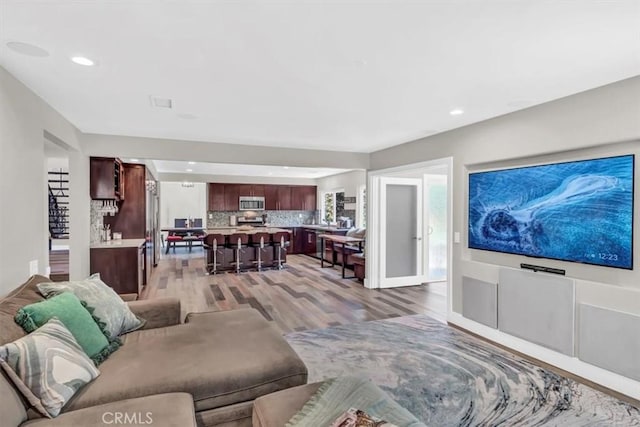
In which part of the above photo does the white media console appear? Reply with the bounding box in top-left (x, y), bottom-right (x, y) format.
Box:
top-left (462, 267), bottom-right (640, 383)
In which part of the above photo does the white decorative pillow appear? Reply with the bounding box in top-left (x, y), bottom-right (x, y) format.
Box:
top-left (0, 317), bottom-right (100, 418)
top-left (37, 274), bottom-right (145, 339)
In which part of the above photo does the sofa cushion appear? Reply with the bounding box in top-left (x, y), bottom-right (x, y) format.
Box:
top-left (37, 274), bottom-right (145, 340)
top-left (63, 309), bottom-right (308, 414)
top-left (0, 275), bottom-right (49, 347)
top-left (252, 382), bottom-right (322, 427)
top-left (22, 393), bottom-right (196, 427)
top-left (0, 318), bottom-right (101, 418)
top-left (15, 292), bottom-right (119, 364)
top-left (0, 368), bottom-right (27, 427)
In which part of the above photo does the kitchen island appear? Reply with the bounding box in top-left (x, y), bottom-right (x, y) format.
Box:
top-left (203, 227), bottom-right (292, 273)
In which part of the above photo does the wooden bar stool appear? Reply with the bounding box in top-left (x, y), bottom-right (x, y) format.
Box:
top-left (204, 233), bottom-right (226, 274)
top-left (251, 232), bottom-right (272, 271)
top-left (272, 231), bottom-right (290, 270)
top-left (228, 233), bottom-right (249, 274)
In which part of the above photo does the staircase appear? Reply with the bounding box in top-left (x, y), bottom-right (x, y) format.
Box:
top-left (48, 170), bottom-right (69, 239)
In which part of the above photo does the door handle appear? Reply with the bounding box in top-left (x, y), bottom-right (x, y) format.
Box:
top-left (413, 237), bottom-right (422, 240)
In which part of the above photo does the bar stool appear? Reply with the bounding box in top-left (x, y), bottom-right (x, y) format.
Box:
top-left (251, 232), bottom-right (272, 271)
top-left (204, 233), bottom-right (226, 274)
top-left (272, 232), bottom-right (290, 270)
top-left (228, 233), bottom-right (249, 274)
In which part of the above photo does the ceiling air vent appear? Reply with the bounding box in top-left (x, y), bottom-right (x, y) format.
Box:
top-left (149, 96), bottom-right (173, 109)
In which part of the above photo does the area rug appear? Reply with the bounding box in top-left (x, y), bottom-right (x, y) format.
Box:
top-left (285, 315), bottom-right (640, 426)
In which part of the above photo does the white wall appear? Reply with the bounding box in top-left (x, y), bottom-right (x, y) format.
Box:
top-left (159, 182), bottom-right (207, 228)
top-left (316, 170), bottom-right (367, 225)
top-left (0, 66), bottom-right (87, 295)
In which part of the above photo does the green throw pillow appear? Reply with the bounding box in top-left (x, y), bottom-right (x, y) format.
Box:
top-left (37, 273), bottom-right (145, 340)
top-left (14, 292), bottom-right (120, 364)
top-left (0, 318), bottom-right (100, 418)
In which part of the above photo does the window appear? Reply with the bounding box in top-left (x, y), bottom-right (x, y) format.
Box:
top-left (323, 192), bottom-right (335, 223)
top-left (322, 189), bottom-right (344, 223)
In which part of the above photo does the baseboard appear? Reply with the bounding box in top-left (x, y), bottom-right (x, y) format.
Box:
top-left (447, 312), bottom-right (640, 403)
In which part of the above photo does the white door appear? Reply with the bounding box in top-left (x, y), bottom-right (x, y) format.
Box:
top-left (380, 177), bottom-right (425, 288)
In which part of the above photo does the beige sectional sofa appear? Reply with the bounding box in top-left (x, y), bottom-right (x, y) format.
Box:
top-left (0, 275), bottom-right (308, 427)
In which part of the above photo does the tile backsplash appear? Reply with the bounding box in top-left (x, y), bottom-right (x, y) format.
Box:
top-left (207, 210), bottom-right (318, 228)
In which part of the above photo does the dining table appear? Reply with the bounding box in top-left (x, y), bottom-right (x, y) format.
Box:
top-left (319, 234), bottom-right (365, 279)
top-left (161, 227), bottom-right (206, 253)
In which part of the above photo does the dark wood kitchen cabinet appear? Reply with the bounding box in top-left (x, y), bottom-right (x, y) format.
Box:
top-left (277, 186), bottom-right (292, 210)
top-left (224, 184), bottom-right (241, 211)
top-left (207, 183), bottom-right (317, 211)
top-left (90, 244), bottom-right (144, 296)
top-left (103, 164), bottom-right (146, 238)
top-left (264, 185), bottom-right (278, 210)
top-left (90, 157), bottom-right (125, 200)
top-left (238, 184), bottom-right (264, 197)
top-left (208, 183), bottom-right (225, 211)
top-left (283, 227), bottom-right (304, 254)
top-left (291, 186), bottom-right (317, 210)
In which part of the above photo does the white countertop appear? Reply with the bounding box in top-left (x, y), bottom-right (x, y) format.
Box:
top-left (90, 238), bottom-right (146, 249)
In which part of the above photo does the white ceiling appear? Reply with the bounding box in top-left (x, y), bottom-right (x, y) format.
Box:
top-left (1, 1), bottom-right (639, 153)
top-left (150, 159), bottom-right (351, 179)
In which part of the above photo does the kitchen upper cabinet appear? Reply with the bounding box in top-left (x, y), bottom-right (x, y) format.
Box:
top-left (90, 157), bottom-right (125, 200)
top-left (236, 184), bottom-right (265, 197)
top-left (224, 184), bottom-right (241, 211)
top-left (264, 185), bottom-right (278, 210)
top-left (251, 185), bottom-right (265, 197)
top-left (103, 164), bottom-right (146, 238)
top-left (291, 186), bottom-right (317, 210)
top-left (208, 183), bottom-right (225, 211)
top-left (207, 183), bottom-right (317, 211)
top-left (277, 186), bottom-right (292, 210)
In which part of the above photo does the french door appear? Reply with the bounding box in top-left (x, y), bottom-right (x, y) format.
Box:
top-left (379, 177), bottom-right (425, 288)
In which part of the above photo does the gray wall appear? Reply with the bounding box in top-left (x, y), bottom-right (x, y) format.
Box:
top-left (0, 66), bottom-right (88, 295)
top-left (369, 76), bottom-right (640, 315)
top-left (82, 133), bottom-right (370, 170)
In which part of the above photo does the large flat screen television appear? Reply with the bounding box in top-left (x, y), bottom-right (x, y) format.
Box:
top-left (468, 154), bottom-right (634, 269)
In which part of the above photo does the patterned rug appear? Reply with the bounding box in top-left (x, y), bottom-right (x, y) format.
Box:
top-left (285, 315), bottom-right (640, 426)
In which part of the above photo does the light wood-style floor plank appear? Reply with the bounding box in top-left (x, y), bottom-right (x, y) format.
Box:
top-left (142, 248), bottom-right (447, 334)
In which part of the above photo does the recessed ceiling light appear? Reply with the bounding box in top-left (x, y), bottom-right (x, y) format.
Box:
top-left (186, 168), bottom-right (193, 172)
top-left (6, 41), bottom-right (49, 57)
top-left (130, 158), bottom-right (139, 162)
top-left (71, 56), bottom-right (95, 66)
top-left (449, 109), bottom-right (464, 116)
top-left (188, 161), bottom-right (196, 165)
top-left (268, 172), bottom-right (274, 176)
top-left (283, 166), bottom-right (290, 169)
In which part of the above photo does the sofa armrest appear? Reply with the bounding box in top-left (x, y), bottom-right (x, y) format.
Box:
top-left (127, 297), bottom-right (182, 329)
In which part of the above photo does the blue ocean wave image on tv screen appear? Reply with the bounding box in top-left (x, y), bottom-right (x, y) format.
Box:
top-left (468, 155), bottom-right (634, 269)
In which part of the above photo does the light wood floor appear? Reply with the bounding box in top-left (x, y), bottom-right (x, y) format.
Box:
top-left (142, 247), bottom-right (447, 334)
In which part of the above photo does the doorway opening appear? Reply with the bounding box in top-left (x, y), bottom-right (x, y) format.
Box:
top-left (367, 158), bottom-right (452, 320)
top-left (45, 138), bottom-right (70, 281)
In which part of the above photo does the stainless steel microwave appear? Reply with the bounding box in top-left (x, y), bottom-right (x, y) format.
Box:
top-left (239, 196), bottom-right (265, 211)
